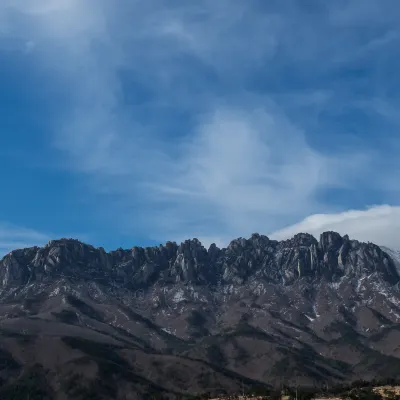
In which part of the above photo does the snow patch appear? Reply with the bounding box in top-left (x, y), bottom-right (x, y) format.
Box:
top-left (162, 327), bottom-right (177, 336)
top-left (49, 287), bottom-right (61, 297)
top-left (173, 289), bottom-right (186, 303)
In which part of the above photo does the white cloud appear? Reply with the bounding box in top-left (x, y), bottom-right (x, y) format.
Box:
top-left (270, 205), bottom-right (400, 250)
top-left (144, 107), bottom-right (330, 239)
top-left (2, 0), bottom-right (76, 15)
top-left (0, 223), bottom-right (50, 256)
top-left (0, 223), bottom-right (92, 257)
top-left (1, 1), bottom-right (400, 247)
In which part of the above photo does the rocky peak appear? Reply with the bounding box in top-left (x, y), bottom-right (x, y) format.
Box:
top-left (163, 241), bottom-right (179, 258)
top-left (171, 239), bottom-right (209, 283)
top-left (281, 232), bottom-right (318, 248)
top-left (319, 231), bottom-right (343, 252)
top-left (0, 231), bottom-right (399, 289)
top-left (226, 234), bottom-right (275, 256)
top-left (249, 233), bottom-right (271, 245)
top-left (349, 241), bottom-right (399, 284)
top-left (227, 237), bottom-right (248, 252)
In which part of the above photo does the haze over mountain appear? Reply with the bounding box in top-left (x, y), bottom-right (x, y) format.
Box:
top-left (1, 231), bottom-right (400, 398)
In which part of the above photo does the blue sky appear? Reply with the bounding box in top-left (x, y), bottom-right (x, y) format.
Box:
top-left (1, 0), bottom-right (400, 254)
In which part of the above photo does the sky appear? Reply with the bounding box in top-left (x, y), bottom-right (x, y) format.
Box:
top-left (1, 0), bottom-right (400, 255)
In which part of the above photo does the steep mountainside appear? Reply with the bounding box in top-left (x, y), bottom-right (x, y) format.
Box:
top-left (380, 246), bottom-right (400, 275)
top-left (1, 232), bottom-right (400, 399)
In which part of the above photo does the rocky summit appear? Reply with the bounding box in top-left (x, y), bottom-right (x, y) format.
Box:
top-left (1, 232), bottom-right (400, 399)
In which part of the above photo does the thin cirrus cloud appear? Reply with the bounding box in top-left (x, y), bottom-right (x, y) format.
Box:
top-left (0, 222), bottom-right (50, 256)
top-left (1, 1), bottom-right (400, 250)
top-left (0, 223), bottom-right (91, 257)
top-left (141, 107), bottom-right (370, 243)
top-left (270, 205), bottom-right (400, 250)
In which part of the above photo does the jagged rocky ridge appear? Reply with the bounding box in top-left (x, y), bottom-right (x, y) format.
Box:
top-left (1, 231), bottom-right (398, 288)
top-left (1, 231), bottom-right (400, 399)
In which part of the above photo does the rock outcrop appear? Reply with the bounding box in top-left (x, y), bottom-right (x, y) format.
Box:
top-left (1, 232), bottom-right (398, 288)
top-left (1, 232), bottom-right (400, 399)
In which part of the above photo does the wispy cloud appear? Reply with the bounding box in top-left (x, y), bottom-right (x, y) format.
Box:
top-left (271, 205), bottom-right (400, 250)
top-left (0, 222), bottom-right (50, 256)
top-left (140, 106), bottom-right (365, 242)
top-left (2, 1), bottom-right (400, 247)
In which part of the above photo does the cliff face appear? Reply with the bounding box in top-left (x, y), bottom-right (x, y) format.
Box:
top-left (0, 232), bottom-right (400, 399)
top-left (1, 231), bottom-right (398, 288)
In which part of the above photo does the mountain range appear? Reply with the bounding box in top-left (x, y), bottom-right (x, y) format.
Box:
top-left (1, 231), bottom-right (400, 399)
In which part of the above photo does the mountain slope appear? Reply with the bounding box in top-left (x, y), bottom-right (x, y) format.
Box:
top-left (380, 246), bottom-right (400, 276)
top-left (1, 232), bottom-right (400, 399)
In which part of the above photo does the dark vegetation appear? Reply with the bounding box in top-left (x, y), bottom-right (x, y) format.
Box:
top-left (1, 345), bottom-right (400, 400)
top-left (190, 378), bottom-right (400, 400)
top-left (0, 364), bottom-right (54, 400)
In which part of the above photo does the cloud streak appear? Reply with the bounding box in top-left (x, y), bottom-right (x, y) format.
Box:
top-left (2, 1), bottom-right (400, 247)
top-left (271, 205), bottom-right (400, 250)
top-left (0, 222), bottom-right (50, 256)
top-left (144, 106), bottom-right (345, 240)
